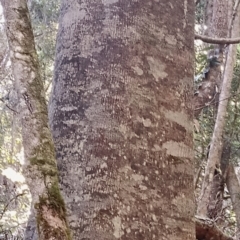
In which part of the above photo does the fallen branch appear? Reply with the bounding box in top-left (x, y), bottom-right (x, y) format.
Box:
top-left (195, 34), bottom-right (240, 44)
top-left (196, 216), bottom-right (233, 240)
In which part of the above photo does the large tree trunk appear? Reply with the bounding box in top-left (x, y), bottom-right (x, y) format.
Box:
top-left (1, 0), bottom-right (71, 239)
top-left (49, 1), bottom-right (195, 239)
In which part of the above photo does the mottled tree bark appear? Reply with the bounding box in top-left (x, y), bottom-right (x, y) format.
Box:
top-left (211, 0), bottom-right (229, 38)
top-left (49, 0), bottom-right (195, 239)
top-left (1, 0), bottom-right (71, 239)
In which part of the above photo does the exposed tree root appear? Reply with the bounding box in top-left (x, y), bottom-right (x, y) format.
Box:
top-left (196, 216), bottom-right (233, 240)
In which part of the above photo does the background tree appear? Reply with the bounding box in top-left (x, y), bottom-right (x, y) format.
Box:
top-left (197, 0), bottom-right (236, 219)
top-left (1, 0), bottom-right (71, 239)
top-left (0, 5), bottom-right (30, 239)
top-left (0, 0), bottom-right (61, 238)
top-left (195, 0), bottom-right (240, 239)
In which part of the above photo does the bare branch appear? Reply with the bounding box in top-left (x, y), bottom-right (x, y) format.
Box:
top-left (0, 192), bottom-right (27, 220)
top-left (0, 98), bottom-right (18, 113)
top-left (195, 34), bottom-right (240, 44)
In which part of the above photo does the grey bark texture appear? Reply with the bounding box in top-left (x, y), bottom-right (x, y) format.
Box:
top-left (49, 0), bottom-right (195, 239)
top-left (224, 8), bottom-right (240, 227)
top-left (1, 0), bottom-right (71, 239)
top-left (226, 165), bottom-right (240, 239)
top-left (203, 0), bottom-right (213, 36)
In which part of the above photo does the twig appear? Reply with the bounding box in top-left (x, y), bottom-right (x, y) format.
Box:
top-left (0, 192), bottom-right (26, 220)
top-left (194, 92), bottom-right (240, 112)
top-left (0, 98), bottom-right (18, 113)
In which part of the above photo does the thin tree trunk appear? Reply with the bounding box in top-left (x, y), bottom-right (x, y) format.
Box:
top-left (1, 0), bottom-right (71, 239)
top-left (226, 165), bottom-right (240, 239)
top-left (49, 0), bottom-right (195, 239)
